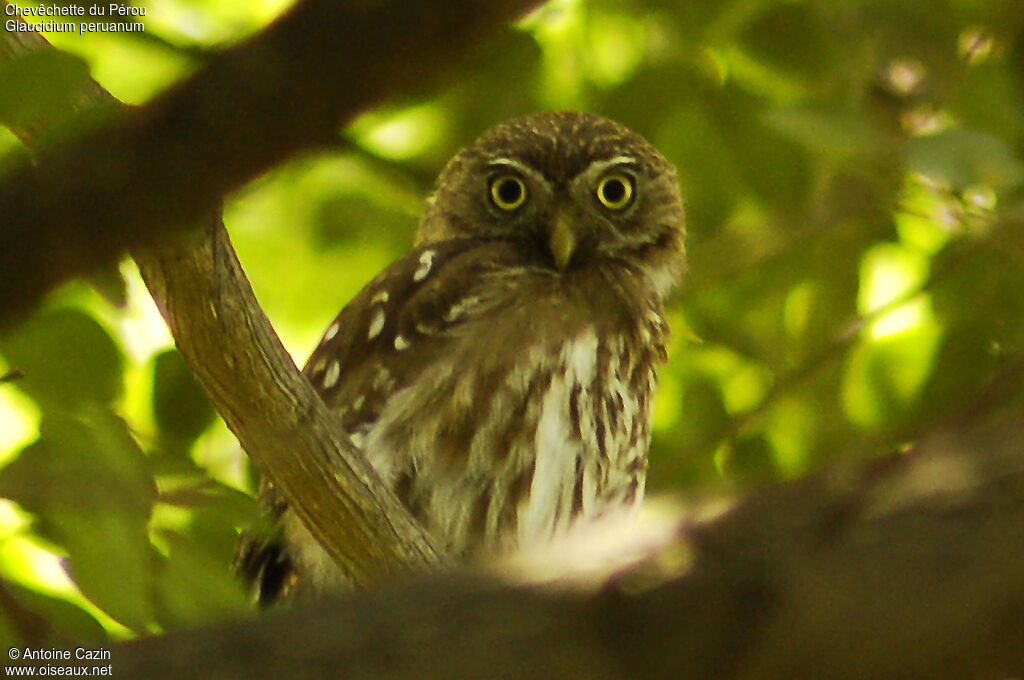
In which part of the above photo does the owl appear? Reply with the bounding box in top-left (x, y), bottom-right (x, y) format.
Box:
top-left (236, 112), bottom-right (686, 604)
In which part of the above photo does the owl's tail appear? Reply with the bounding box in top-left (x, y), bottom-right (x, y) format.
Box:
top-left (233, 480), bottom-right (295, 607)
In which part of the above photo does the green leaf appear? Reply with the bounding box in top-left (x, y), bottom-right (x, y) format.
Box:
top-left (150, 480), bottom-right (254, 629)
top-left (841, 324), bottom-right (944, 429)
top-left (0, 412), bottom-right (156, 631)
top-left (740, 4), bottom-right (836, 84)
top-left (151, 349), bottom-right (215, 452)
top-left (86, 264), bottom-right (129, 310)
top-left (152, 530), bottom-right (250, 630)
top-left (719, 434), bottom-right (780, 484)
top-left (0, 308), bottom-right (123, 411)
top-left (764, 105), bottom-right (884, 158)
top-left (0, 582), bottom-right (107, 647)
top-left (909, 129), bottom-right (1024, 190)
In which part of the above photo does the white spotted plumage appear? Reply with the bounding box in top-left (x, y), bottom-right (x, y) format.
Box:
top-left (322, 360), bottom-right (341, 389)
top-left (367, 308), bottom-right (385, 340)
top-left (413, 249), bottom-right (435, 282)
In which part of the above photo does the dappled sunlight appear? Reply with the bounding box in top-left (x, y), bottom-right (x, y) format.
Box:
top-left (0, 383), bottom-right (38, 467)
top-left (583, 10), bottom-right (647, 88)
top-left (145, 0), bottom-right (296, 43)
top-left (857, 243), bottom-right (930, 339)
top-left (847, 238), bottom-right (943, 427)
top-left (895, 174), bottom-right (960, 253)
top-left (350, 104), bottom-right (450, 162)
top-left (652, 366), bottom-right (682, 432)
top-left (883, 58), bottom-right (926, 97)
top-left (902, 105), bottom-right (953, 137)
top-left (494, 496), bottom-right (695, 587)
top-left (869, 295), bottom-right (933, 340)
top-left (0, 502), bottom-right (132, 637)
top-left (29, 0), bottom-right (298, 102)
top-left (698, 346), bottom-right (774, 415)
top-left (190, 419), bottom-right (251, 492)
top-left (843, 315), bottom-right (943, 428)
top-left (783, 280), bottom-right (819, 341)
top-left (0, 534), bottom-right (77, 599)
top-left (521, 0), bottom-right (655, 103)
top-left (110, 263), bottom-right (174, 365)
top-left (957, 26), bottom-right (996, 64)
top-left (519, 0), bottom-right (585, 106)
top-left (763, 397), bottom-right (816, 476)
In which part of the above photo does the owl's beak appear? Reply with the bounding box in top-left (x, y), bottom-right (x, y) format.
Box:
top-left (547, 207), bottom-right (577, 271)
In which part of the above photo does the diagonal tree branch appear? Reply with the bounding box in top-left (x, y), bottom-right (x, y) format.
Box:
top-left (0, 0), bottom-right (543, 323)
top-left (132, 217), bottom-right (446, 585)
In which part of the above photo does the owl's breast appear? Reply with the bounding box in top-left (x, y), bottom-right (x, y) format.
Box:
top-left (362, 312), bottom-right (663, 556)
top-left (305, 239), bottom-right (668, 557)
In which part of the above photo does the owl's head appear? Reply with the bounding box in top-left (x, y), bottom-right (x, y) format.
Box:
top-left (419, 112), bottom-right (685, 296)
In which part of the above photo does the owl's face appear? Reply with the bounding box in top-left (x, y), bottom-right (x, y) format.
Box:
top-left (419, 112), bottom-right (685, 295)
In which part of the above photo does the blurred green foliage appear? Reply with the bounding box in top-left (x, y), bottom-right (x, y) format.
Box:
top-left (2, 0), bottom-right (1023, 647)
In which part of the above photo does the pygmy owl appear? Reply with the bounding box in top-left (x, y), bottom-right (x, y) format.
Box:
top-left (237, 112), bottom-right (685, 604)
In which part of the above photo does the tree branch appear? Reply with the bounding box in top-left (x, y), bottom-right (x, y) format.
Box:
top-left (0, 0), bottom-right (542, 323)
top-left (132, 218), bottom-right (445, 585)
top-left (112, 421), bottom-right (1024, 680)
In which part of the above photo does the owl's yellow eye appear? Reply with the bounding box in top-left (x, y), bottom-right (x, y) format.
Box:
top-left (596, 174), bottom-right (634, 210)
top-left (489, 174), bottom-right (527, 211)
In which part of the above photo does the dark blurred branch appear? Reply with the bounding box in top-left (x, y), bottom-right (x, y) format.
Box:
top-left (0, 0), bottom-right (559, 585)
top-left (115, 421), bottom-right (1024, 680)
top-left (0, 0), bottom-right (542, 323)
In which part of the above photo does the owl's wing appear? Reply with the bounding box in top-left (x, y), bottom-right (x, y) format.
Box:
top-left (235, 237), bottom-right (515, 603)
top-left (302, 237), bottom-right (505, 432)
